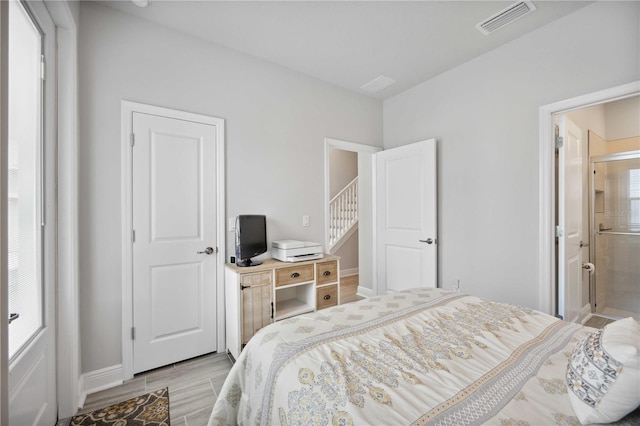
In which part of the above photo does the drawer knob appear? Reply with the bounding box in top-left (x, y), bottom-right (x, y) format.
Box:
top-left (291, 272), bottom-right (300, 278)
top-left (323, 270), bottom-right (331, 276)
top-left (323, 294), bottom-right (331, 300)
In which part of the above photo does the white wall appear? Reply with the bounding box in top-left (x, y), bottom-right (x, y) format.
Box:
top-left (335, 229), bottom-right (359, 271)
top-left (604, 96), bottom-right (640, 141)
top-left (566, 105), bottom-right (606, 145)
top-left (383, 1), bottom-right (639, 310)
top-left (78, 3), bottom-right (382, 374)
top-left (329, 148), bottom-right (357, 198)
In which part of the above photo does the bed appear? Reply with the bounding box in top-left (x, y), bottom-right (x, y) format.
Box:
top-left (209, 288), bottom-right (640, 425)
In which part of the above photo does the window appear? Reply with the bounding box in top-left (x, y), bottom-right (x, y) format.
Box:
top-left (8, 0), bottom-right (44, 359)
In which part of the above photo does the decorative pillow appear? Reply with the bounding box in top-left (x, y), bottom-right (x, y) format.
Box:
top-left (566, 317), bottom-right (640, 424)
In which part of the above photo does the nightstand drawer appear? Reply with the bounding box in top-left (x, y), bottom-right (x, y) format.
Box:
top-left (316, 284), bottom-right (338, 310)
top-left (275, 264), bottom-right (314, 287)
top-left (316, 260), bottom-right (338, 285)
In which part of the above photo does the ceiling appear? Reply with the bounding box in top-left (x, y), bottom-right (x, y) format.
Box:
top-left (96, 0), bottom-right (591, 100)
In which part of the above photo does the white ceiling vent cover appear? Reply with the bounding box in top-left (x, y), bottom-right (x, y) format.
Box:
top-left (476, 1), bottom-right (536, 35)
top-left (361, 75), bottom-right (396, 93)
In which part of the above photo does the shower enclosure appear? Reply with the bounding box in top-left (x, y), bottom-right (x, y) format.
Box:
top-left (590, 151), bottom-right (640, 320)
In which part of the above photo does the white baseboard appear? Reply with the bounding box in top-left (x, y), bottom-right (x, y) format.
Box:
top-left (78, 364), bottom-right (124, 408)
top-left (341, 268), bottom-right (359, 277)
top-left (356, 285), bottom-right (374, 298)
top-left (566, 304), bottom-right (592, 325)
top-left (579, 304), bottom-right (592, 324)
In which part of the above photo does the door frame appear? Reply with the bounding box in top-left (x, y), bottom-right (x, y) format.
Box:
top-left (46, 0), bottom-right (81, 417)
top-left (324, 138), bottom-right (381, 296)
top-left (121, 101), bottom-right (225, 380)
top-left (538, 80), bottom-right (639, 316)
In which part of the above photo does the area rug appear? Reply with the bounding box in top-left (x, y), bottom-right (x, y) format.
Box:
top-left (71, 387), bottom-right (170, 426)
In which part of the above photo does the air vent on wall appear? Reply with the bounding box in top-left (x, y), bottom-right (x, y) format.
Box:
top-left (476, 1), bottom-right (536, 35)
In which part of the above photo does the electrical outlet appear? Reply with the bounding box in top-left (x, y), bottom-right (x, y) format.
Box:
top-left (303, 215), bottom-right (310, 227)
top-left (228, 218), bottom-right (236, 232)
top-left (453, 279), bottom-right (461, 292)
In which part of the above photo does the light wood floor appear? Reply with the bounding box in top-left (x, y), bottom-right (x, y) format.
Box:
top-left (59, 274), bottom-right (364, 426)
top-left (340, 273), bottom-right (365, 304)
top-left (583, 314), bottom-right (616, 329)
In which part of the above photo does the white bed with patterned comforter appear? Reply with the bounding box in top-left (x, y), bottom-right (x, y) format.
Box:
top-left (209, 288), bottom-right (640, 425)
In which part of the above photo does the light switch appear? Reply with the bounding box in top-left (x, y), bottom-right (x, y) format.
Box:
top-left (303, 215), bottom-right (310, 227)
top-left (228, 218), bottom-right (236, 232)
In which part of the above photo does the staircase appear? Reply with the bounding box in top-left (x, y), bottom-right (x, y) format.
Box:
top-left (329, 177), bottom-right (358, 252)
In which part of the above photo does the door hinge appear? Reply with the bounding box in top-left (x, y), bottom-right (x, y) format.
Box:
top-left (555, 226), bottom-right (563, 237)
top-left (130, 133), bottom-right (135, 147)
top-left (554, 125), bottom-right (563, 148)
top-left (132, 229), bottom-right (136, 242)
top-left (131, 327), bottom-right (136, 340)
top-left (41, 55), bottom-right (45, 81)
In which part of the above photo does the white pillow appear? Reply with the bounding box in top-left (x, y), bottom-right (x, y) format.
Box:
top-left (566, 317), bottom-right (640, 424)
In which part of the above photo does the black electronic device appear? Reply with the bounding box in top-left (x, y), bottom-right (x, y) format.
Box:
top-left (234, 215), bottom-right (267, 267)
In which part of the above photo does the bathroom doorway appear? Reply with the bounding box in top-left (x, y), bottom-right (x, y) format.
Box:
top-left (558, 94), bottom-right (640, 323)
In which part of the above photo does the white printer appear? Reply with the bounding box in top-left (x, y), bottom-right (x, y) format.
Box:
top-left (272, 240), bottom-right (323, 262)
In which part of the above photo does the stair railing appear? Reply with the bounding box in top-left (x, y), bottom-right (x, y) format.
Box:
top-left (329, 177), bottom-right (358, 250)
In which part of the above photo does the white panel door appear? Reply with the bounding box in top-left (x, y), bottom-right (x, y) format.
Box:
top-left (376, 139), bottom-right (437, 293)
top-left (8, 2), bottom-right (57, 425)
top-left (558, 116), bottom-right (583, 322)
top-left (133, 112), bottom-right (217, 374)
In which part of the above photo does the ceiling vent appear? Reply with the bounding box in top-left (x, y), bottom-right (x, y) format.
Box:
top-left (361, 75), bottom-right (396, 94)
top-left (476, 1), bottom-right (536, 35)
top-left (132, 0), bottom-right (151, 7)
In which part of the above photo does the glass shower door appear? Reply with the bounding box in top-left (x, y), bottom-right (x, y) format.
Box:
top-left (592, 154), bottom-right (640, 320)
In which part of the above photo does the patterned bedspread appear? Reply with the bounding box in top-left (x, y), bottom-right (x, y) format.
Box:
top-left (209, 288), bottom-right (594, 426)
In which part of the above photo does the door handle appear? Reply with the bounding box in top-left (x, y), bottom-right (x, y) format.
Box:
top-left (419, 238), bottom-right (434, 245)
top-left (197, 247), bottom-right (214, 255)
top-left (8, 313), bottom-right (19, 324)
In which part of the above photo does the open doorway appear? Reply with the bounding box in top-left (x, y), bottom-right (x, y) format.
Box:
top-left (324, 138), bottom-right (381, 298)
top-left (589, 150), bottom-right (639, 321)
top-left (544, 88), bottom-right (640, 324)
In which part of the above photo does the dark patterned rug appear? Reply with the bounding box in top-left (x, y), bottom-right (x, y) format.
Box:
top-left (71, 387), bottom-right (170, 426)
